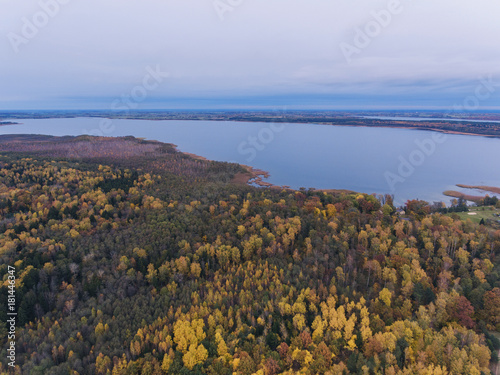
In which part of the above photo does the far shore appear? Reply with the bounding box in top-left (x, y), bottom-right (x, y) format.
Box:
top-left (456, 184), bottom-right (500, 195)
top-left (444, 184), bottom-right (500, 203)
top-left (443, 190), bottom-right (484, 203)
top-left (320, 123), bottom-right (500, 138)
top-left (2, 114), bottom-right (500, 138)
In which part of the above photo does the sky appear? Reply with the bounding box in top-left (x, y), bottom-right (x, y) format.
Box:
top-left (1, 0), bottom-right (500, 110)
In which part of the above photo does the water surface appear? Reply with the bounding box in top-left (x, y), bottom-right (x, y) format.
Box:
top-left (360, 115), bottom-right (500, 124)
top-left (1, 118), bottom-right (499, 205)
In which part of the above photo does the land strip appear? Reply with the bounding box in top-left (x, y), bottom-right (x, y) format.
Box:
top-left (3, 110), bottom-right (500, 138)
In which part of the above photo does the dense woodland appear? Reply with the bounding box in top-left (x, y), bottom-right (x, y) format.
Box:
top-left (0, 136), bottom-right (499, 375)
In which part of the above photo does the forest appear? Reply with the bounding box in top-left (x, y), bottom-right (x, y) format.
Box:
top-left (0, 135), bottom-right (499, 375)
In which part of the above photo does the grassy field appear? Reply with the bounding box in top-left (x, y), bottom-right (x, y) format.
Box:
top-left (448, 206), bottom-right (500, 224)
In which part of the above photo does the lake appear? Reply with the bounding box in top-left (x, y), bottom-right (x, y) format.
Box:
top-left (360, 116), bottom-right (500, 123)
top-left (1, 117), bottom-right (499, 206)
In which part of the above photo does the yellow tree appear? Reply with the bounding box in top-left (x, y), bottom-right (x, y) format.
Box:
top-left (379, 288), bottom-right (392, 307)
top-left (344, 314), bottom-right (357, 350)
top-left (173, 318), bottom-right (206, 353)
top-left (183, 343), bottom-right (208, 370)
top-left (215, 330), bottom-right (229, 357)
top-left (359, 306), bottom-right (372, 343)
top-left (173, 318), bottom-right (208, 369)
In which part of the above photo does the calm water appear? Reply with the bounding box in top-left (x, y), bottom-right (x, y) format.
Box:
top-left (1, 118), bottom-right (500, 205)
top-left (360, 116), bottom-right (500, 123)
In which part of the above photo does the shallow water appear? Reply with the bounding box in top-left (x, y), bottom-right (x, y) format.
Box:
top-left (360, 115), bottom-right (500, 123)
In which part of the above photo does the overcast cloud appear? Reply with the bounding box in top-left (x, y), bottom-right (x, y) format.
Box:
top-left (1, 0), bottom-right (500, 109)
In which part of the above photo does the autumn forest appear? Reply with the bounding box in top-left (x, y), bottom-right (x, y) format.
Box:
top-left (0, 135), bottom-right (499, 375)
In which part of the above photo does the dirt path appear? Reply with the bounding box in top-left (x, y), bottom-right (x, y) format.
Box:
top-left (492, 350), bottom-right (500, 375)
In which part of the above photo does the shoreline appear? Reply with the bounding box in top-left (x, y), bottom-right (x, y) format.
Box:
top-left (183, 151), bottom-right (208, 161)
top-left (443, 190), bottom-right (484, 203)
top-left (178, 151), bottom-right (281, 189)
top-left (309, 122), bottom-right (500, 139)
top-left (1, 131), bottom-right (497, 203)
top-left (232, 165), bottom-right (275, 188)
top-left (231, 164), bottom-right (357, 195)
top-left (456, 184), bottom-right (500, 195)
top-left (0, 133), bottom-right (349, 194)
top-left (1, 116), bottom-right (500, 139)
top-left (443, 184), bottom-right (500, 203)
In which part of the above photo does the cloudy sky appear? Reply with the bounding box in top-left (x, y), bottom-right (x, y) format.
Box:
top-left (1, 0), bottom-right (500, 110)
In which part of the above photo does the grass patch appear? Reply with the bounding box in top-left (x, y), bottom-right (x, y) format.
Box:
top-left (447, 206), bottom-right (500, 224)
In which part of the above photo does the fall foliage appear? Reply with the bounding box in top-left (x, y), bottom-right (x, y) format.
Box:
top-left (0, 135), bottom-right (498, 374)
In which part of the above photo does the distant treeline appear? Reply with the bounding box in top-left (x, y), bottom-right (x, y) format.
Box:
top-left (2, 110), bottom-right (500, 137)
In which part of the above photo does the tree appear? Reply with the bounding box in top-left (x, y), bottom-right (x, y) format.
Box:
top-left (183, 343), bottom-right (208, 370)
top-left (483, 288), bottom-right (500, 329)
top-left (405, 199), bottom-right (430, 218)
top-left (173, 318), bottom-right (206, 353)
top-left (448, 296), bottom-right (475, 329)
top-left (379, 288), bottom-right (392, 307)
